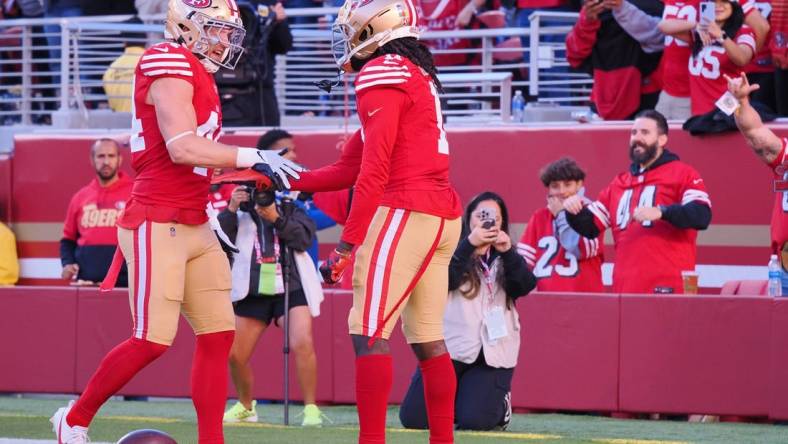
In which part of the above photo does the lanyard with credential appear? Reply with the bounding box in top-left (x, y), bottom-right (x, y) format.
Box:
top-left (478, 251), bottom-right (495, 304)
top-left (253, 226), bottom-right (279, 264)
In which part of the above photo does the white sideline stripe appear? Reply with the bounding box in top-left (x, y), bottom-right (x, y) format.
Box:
top-left (143, 69), bottom-right (193, 77)
top-left (141, 53), bottom-right (187, 61)
top-left (140, 61), bottom-right (190, 69)
top-left (18, 258), bottom-right (767, 288)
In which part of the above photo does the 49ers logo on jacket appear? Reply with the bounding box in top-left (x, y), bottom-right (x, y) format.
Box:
top-left (182, 0), bottom-right (211, 8)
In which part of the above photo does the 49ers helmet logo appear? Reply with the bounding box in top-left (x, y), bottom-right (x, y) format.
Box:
top-left (182, 0), bottom-right (211, 8)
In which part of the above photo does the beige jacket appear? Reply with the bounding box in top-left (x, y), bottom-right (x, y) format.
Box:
top-left (443, 257), bottom-right (521, 369)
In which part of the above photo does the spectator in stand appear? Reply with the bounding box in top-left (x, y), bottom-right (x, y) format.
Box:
top-left (219, 182), bottom-right (326, 426)
top-left (79, 0), bottom-right (134, 15)
top-left (740, 0), bottom-right (774, 113)
top-left (661, 0), bottom-right (756, 117)
top-left (770, 0), bottom-right (788, 115)
top-left (256, 130), bottom-right (337, 265)
top-left (399, 191), bottom-right (536, 431)
top-left (563, 110), bottom-right (712, 294)
top-left (216, 0), bottom-right (292, 126)
top-left (726, 72), bottom-right (788, 292)
top-left (43, 0), bottom-right (82, 87)
top-left (518, 158), bottom-right (604, 292)
top-left (60, 139), bottom-right (133, 286)
top-left (657, 0), bottom-right (769, 120)
top-left (135, 0), bottom-right (167, 17)
top-left (418, 0), bottom-right (475, 66)
top-left (566, 0), bottom-right (665, 120)
top-left (102, 17), bottom-right (145, 113)
top-left (0, 219), bottom-right (19, 286)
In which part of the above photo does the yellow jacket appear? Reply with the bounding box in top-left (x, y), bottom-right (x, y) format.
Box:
top-left (102, 46), bottom-right (145, 113)
top-left (0, 222), bottom-right (19, 286)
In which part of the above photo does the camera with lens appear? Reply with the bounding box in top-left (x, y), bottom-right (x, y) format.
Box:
top-left (239, 185), bottom-right (276, 212)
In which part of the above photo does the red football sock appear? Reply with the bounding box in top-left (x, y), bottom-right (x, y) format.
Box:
top-left (355, 354), bottom-right (392, 444)
top-left (191, 330), bottom-right (234, 444)
top-left (420, 353), bottom-right (456, 444)
top-left (67, 337), bottom-right (168, 427)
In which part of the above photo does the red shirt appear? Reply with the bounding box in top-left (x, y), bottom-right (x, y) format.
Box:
top-left (293, 55), bottom-right (462, 245)
top-left (518, 207), bottom-right (604, 292)
top-left (769, 138), bottom-right (788, 253)
top-left (588, 152), bottom-right (711, 294)
top-left (63, 173), bottom-right (133, 246)
top-left (688, 26), bottom-right (756, 115)
top-left (418, 0), bottom-right (471, 66)
top-left (119, 42), bottom-right (222, 229)
top-left (516, 0), bottom-right (567, 9)
top-left (742, 0), bottom-right (774, 74)
top-left (661, 0), bottom-right (699, 97)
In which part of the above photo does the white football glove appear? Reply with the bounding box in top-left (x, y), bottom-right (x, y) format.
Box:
top-left (236, 148), bottom-right (304, 189)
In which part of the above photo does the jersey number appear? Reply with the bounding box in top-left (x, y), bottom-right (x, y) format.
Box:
top-left (533, 236), bottom-right (578, 278)
top-left (428, 82), bottom-right (449, 154)
top-left (615, 185), bottom-right (657, 230)
top-left (663, 4), bottom-right (696, 47)
top-left (689, 47), bottom-right (724, 79)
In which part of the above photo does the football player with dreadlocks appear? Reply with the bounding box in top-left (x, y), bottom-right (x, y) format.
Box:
top-left (287, 0), bottom-right (463, 442)
top-left (49, 1), bottom-right (301, 443)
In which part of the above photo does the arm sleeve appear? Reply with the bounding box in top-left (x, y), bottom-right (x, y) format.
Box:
top-left (565, 8), bottom-right (602, 68)
top-left (217, 210), bottom-right (239, 244)
top-left (291, 131), bottom-right (364, 192)
top-left (566, 208), bottom-right (602, 239)
top-left (276, 207), bottom-right (317, 252)
top-left (500, 248), bottom-right (537, 300)
top-left (554, 211), bottom-right (582, 257)
top-left (612, 0), bottom-right (665, 53)
top-left (59, 239), bottom-right (78, 266)
top-left (661, 202), bottom-right (712, 229)
top-left (340, 87), bottom-right (408, 245)
top-left (449, 238), bottom-right (476, 291)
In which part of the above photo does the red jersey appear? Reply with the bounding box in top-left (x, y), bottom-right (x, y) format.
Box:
top-left (517, 0), bottom-right (567, 9)
top-left (63, 173), bottom-right (133, 246)
top-left (688, 26), bottom-right (757, 115)
top-left (769, 138), bottom-right (788, 253)
top-left (587, 151), bottom-right (711, 294)
top-left (661, 0), bottom-right (698, 97)
top-left (518, 207), bottom-right (604, 292)
top-left (418, 0), bottom-right (470, 66)
top-left (293, 54), bottom-right (462, 245)
top-left (119, 42), bottom-right (222, 229)
top-left (742, 0), bottom-right (775, 74)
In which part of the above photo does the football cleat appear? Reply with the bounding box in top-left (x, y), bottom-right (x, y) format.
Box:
top-left (50, 400), bottom-right (90, 444)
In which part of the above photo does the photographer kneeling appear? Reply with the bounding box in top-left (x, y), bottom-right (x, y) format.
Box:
top-left (399, 191), bottom-right (536, 431)
top-left (219, 186), bottom-right (326, 426)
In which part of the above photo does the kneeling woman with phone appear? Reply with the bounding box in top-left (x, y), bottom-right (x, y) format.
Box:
top-left (398, 191), bottom-right (536, 430)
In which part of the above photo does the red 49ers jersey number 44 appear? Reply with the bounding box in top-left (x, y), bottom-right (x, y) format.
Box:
top-left (120, 42), bottom-right (222, 228)
top-left (588, 155), bottom-right (711, 294)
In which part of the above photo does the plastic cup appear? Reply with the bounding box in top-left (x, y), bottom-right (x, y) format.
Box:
top-left (682, 271), bottom-right (699, 295)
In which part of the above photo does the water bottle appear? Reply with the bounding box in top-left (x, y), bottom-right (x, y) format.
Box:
top-left (511, 90), bottom-right (525, 123)
top-left (768, 254), bottom-right (782, 297)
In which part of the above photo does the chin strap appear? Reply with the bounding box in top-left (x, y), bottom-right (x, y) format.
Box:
top-left (315, 69), bottom-right (343, 93)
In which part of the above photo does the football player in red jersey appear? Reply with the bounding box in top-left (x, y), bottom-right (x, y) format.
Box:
top-left (518, 158), bottom-right (604, 292)
top-left (279, 0), bottom-right (463, 441)
top-left (562, 110), bottom-right (712, 294)
top-left (726, 72), bottom-right (788, 290)
top-left (49, 1), bottom-right (302, 443)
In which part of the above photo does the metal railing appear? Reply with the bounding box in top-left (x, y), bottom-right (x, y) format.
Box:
top-left (0, 9), bottom-right (591, 127)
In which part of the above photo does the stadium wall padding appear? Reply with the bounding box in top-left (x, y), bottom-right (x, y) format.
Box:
top-left (2, 286), bottom-right (788, 419)
top-left (9, 124), bottom-right (788, 286)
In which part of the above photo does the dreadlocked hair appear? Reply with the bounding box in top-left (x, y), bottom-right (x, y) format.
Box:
top-left (350, 37), bottom-right (443, 93)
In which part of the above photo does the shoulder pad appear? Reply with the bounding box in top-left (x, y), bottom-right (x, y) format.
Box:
top-left (354, 54), bottom-right (412, 93)
top-left (139, 43), bottom-right (195, 79)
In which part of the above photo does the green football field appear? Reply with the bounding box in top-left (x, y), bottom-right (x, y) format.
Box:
top-left (1, 396), bottom-right (787, 444)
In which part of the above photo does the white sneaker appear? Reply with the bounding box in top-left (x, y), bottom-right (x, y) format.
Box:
top-left (499, 392), bottom-right (512, 431)
top-left (50, 400), bottom-right (90, 444)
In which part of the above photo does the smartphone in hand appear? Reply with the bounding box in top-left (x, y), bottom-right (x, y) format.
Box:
top-left (699, 1), bottom-right (715, 26)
